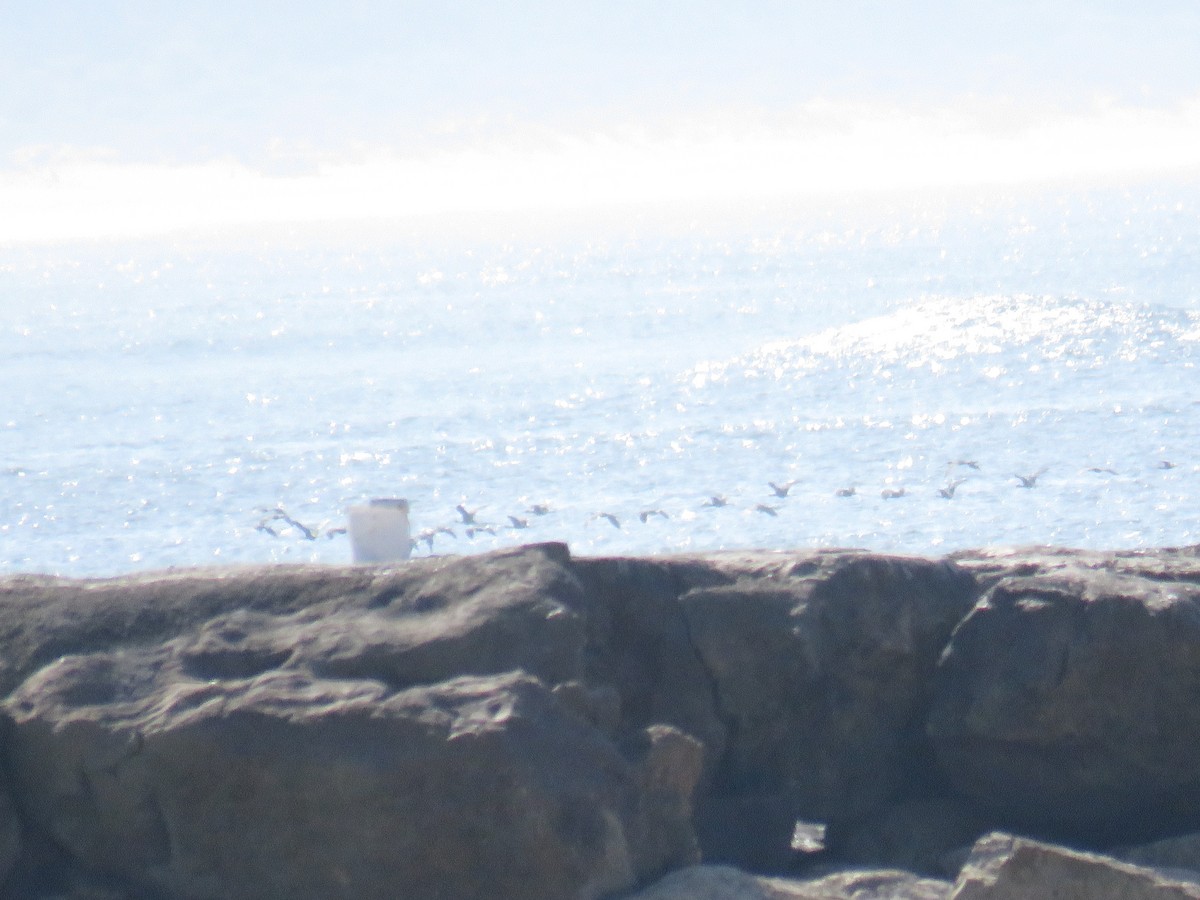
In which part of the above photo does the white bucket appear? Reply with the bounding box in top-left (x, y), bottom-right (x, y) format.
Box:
top-left (347, 498), bottom-right (411, 563)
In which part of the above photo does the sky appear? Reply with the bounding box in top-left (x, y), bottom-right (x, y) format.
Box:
top-left (2, 1), bottom-right (1200, 240)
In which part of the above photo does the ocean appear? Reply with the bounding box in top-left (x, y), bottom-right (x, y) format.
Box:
top-left (3, 177), bottom-right (1199, 576)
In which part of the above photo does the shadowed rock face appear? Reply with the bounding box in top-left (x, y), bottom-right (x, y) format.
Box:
top-left (928, 566), bottom-right (1200, 842)
top-left (2, 542), bottom-right (1200, 897)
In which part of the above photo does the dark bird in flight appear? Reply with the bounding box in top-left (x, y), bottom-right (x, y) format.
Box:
top-left (1158, 460), bottom-right (1177, 469)
top-left (455, 504), bottom-right (480, 524)
top-left (638, 509), bottom-right (669, 522)
top-left (768, 480), bottom-right (797, 498)
top-left (938, 478), bottom-right (967, 499)
top-left (259, 507), bottom-right (318, 540)
top-left (755, 503), bottom-right (779, 516)
top-left (526, 503), bottom-right (552, 515)
top-left (415, 527), bottom-right (455, 551)
top-left (507, 515), bottom-right (529, 529)
top-left (881, 487), bottom-right (906, 499)
top-left (835, 486), bottom-right (856, 497)
top-left (702, 495), bottom-right (729, 508)
top-left (1012, 468), bottom-right (1048, 488)
top-left (590, 512), bottom-right (621, 529)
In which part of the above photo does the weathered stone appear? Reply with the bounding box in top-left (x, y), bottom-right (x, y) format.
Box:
top-left (951, 832), bottom-right (1200, 899)
top-left (928, 567), bottom-right (1200, 841)
top-left (1113, 831), bottom-right (1200, 877)
top-left (626, 863), bottom-right (951, 899)
top-left (572, 556), bottom-right (729, 773)
top-left (4, 657), bottom-right (696, 900)
top-left (0, 543), bottom-right (584, 696)
top-left (680, 553), bottom-right (976, 822)
top-left (0, 781), bottom-right (23, 889)
top-left (830, 798), bottom-right (991, 877)
top-left (694, 791), bottom-right (806, 873)
top-left (0, 544), bottom-right (714, 899)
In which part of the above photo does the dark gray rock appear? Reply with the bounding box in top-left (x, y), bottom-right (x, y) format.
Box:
top-left (927, 567), bottom-right (1200, 841)
top-left (0, 545), bottom-right (701, 899)
top-left (679, 553), bottom-right (976, 822)
top-left (830, 798), bottom-right (991, 878)
top-left (577, 551), bottom-right (978, 872)
top-left (4, 658), bottom-right (697, 900)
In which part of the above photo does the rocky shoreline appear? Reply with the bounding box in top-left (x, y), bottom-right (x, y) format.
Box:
top-left (3, 542), bottom-right (1200, 897)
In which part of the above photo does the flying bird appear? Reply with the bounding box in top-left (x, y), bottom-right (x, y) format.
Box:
top-left (455, 504), bottom-right (480, 525)
top-left (938, 478), bottom-right (967, 499)
top-left (638, 509), bottom-right (669, 522)
top-left (590, 512), bottom-right (621, 529)
top-left (881, 487), bottom-right (906, 499)
top-left (1012, 468), bottom-right (1048, 488)
top-left (258, 507), bottom-right (318, 540)
top-left (768, 480), bottom-right (797, 498)
top-left (702, 495), bottom-right (729, 508)
top-left (755, 504), bottom-right (779, 516)
top-left (414, 526), bottom-right (457, 552)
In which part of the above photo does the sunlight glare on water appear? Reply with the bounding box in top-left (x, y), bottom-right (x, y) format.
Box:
top-left (2, 180), bottom-right (1200, 575)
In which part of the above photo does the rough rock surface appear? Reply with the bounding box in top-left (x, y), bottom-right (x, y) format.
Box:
top-left (928, 563), bottom-right (1200, 841)
top-left (0, 542), bottom-right (1199, 897)
top-left (625, 863), bottom-right (951, 899)
top-left (951, 832), bottom-right (1200, 899)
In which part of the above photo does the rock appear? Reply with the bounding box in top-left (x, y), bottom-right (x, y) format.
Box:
top-left (0, 782), bottom-right (23, 888)
top-left (830, 797), bottom-right (991, 877)
top-left (572, 556), bottom-right (729, 773)
top-left (577, 551), bottom-right (977, 872)
top-left (624, 725), bottom-right (705, 880)
top-left (679, 553), bottom-right (976, 823)
top-left (927, 567), bottom-right (1200, 841)
top-left (625, 863), bottom-right (951, 899)
top-left (12, 542), bottom-right (1200, 894)
top-left (1113, 831), bottom-right (1200, 877)
top-left (0, 545), bottom-right (703, 899)
top-left (4, 658), bottom-right (697, 900)
top-left (693, 791), bottom-right (809, 874)
top-left (951, 832), bottom-right (1200, 899)
top-left (0, 543), bottom-right (585, 696)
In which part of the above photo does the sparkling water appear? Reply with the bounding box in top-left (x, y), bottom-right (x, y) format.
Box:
top-left (4, 179), bottom-right (1199, 576)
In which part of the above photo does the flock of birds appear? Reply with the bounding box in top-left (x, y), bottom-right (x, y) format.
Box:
top-left (254, 457), bottom-right (1184, 557)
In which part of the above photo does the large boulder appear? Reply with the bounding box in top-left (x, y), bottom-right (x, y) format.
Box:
top-left (927, 567), bottom-right (1200, 842)
top-left (0, 545), bottom-right (706, 898)
top-left (4, 657), bottom-right (700, 900)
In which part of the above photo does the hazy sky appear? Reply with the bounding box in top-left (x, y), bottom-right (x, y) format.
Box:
top-left (3, 2), bottom-right (1199, 238)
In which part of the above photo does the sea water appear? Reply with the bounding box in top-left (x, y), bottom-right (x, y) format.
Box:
top-left (3, 178), bottom-right (1199, 576)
